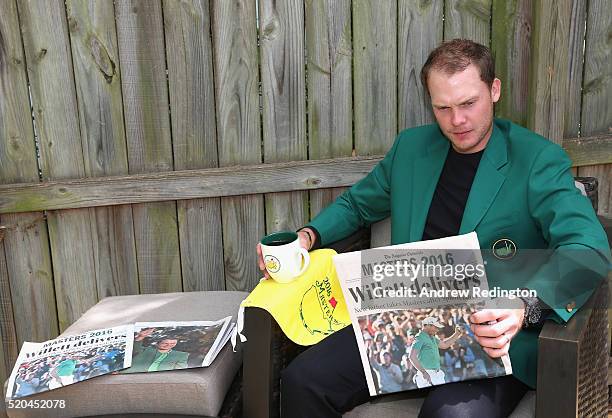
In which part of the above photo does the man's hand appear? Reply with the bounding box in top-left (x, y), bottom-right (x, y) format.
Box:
top-left (256, 243), bottom-right (271, 280)
top-left (448, 325), bottom-right (463, 342)
top-left (257, 229), bottom-right (313, 280)
top-left (469, 299), bottom-right (525, 358)
top-left (135, 328), bottom-right (155, 341)
top-left (453, 325), bottom-right (463, 337)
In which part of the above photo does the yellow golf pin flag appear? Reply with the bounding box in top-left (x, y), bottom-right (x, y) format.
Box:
top-left (240, 249), bottom-right (350, 345)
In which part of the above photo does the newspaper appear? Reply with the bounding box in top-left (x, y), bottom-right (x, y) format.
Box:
top-left (120, 317), bottom-right (234, 373)
top-left (333, 232), bottom-right (512, 395)
top-left (5, 325), bottom-right (134, 400)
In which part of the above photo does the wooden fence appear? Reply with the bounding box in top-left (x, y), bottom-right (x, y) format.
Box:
top-left (0, 0), bottom-right (610, 386)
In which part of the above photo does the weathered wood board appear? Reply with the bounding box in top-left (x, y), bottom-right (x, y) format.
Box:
top-left (115, 0), bottom-right (181, 294)
top-left (66, 0), bottom-right (138, 297)
top-left (18, 0), bottom-right (98, 331)
top-left (164, 0), bottom-right (224, 291)
top-left (305, 0), bottom-right (353, 218)
top-left (212, 0), bottom-right (265, 291)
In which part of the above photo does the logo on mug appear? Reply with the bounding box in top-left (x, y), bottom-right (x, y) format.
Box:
top-left (264, 255), bottom-right (281, 273)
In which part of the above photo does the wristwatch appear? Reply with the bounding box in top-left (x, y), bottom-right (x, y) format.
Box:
top-left (519, 295), bottom-right (546, 328)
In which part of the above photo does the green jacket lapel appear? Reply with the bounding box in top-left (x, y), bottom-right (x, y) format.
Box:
top-left (408, 137), bottom-right (449, 242)
top-left (459, 123), bottom-right (508, 234)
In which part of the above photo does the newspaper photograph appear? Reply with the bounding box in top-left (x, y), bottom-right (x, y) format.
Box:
top-left (333, 232), bottom-right (512, 396)
top-left (5, 325), bottom-right (134, 399)
top-left (120, 317), bottom-right (234, 374)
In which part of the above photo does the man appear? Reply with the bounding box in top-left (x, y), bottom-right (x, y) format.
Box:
top-left (410, 317), bottom-right (462, 388)
top-left (123, 328), bottom-right (189, 373)
top-left (48, 357), bottom-right (77, 389)
top-left (384, 323), bottom-right (405, 363)
top-left (369, 350), bottom-right (403, 393)
top-left (258, 39), bottom-right (610, 417)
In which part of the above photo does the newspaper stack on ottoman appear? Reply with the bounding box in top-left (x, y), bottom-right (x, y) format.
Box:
top-left (4, 291), bottom-right (247, 418)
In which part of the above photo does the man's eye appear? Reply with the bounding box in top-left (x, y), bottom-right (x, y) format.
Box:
top-left (462, 102), bottom-right (474, 107)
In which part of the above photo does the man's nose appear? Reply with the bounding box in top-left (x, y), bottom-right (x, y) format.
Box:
top-left (450, 109), bottom-right (466, 126)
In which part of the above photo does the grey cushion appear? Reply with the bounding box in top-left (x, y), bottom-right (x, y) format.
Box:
top-left (344, 392), bottom-right (424, 418)
top-left (343, 389), bottom-right (536, 418)
top-left (5, 291), bottom-right (248, 418)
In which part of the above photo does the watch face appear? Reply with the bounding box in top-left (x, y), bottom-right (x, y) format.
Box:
top-left (528, 306), bottom-right (542, 324)
top-left (522, 297), bottom-right (542, 328)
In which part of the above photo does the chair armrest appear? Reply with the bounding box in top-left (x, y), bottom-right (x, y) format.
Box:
top-left (243, 307), bottom-right (305, 418)
top-left (597, 214), bottom-right (612, 247)
top-left (243, 307), bottom-right (276, 418)
top-left (536, 275), bottom-right (609, 418)
top-left (574, 176), bottom-right (598, 211)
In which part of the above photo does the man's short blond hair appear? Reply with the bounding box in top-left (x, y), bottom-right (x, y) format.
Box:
top-left (421, 39), bottom-right (495, 95)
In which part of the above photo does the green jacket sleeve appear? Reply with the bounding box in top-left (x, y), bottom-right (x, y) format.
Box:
top-left (307, 134), bottom-right (402, 246)
top-left (524, 143), bottom-right (611, 323)
top-left (133, 340), bottom-right (143, 355)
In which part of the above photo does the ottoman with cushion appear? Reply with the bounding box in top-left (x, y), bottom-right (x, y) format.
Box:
top-left (4, 291), bottom-right (247, 418)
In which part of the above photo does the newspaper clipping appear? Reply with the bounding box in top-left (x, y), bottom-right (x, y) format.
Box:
top-left (120, 317), bottom-right (234, 374)
top-left (333, 232), bottom-right (512, 396)
top-left (5, 325), bottom-right (134, 400)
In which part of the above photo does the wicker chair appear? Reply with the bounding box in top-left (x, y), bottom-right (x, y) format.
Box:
top-left (243, 177), bottom-right (611, 418)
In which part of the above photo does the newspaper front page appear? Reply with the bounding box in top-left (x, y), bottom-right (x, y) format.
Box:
top-left (5, 325), bottom-right (134, 400)
top-left (120, 317), bottom-right (234, 374)
top-left (333, 232), bottom-right (512, 396)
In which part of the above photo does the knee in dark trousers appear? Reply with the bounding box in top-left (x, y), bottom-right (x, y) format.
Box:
top-left (280, 326), bottom-right (370, 418)
top-left (418, 376), bottom-right (529, 418)
top-left (280, 352), bottom-right (340, 417)
top-left (280, 359), bottom-right (318, 406)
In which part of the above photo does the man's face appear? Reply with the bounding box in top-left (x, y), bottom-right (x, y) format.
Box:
top-left (382, 353), bottom-right (392, 366)
top-left (424, 325), bottom-right (439, 336)
top-left (157, 339), bottom-right (178, 351)
top-left (428, 65), bottom-right (501, 154)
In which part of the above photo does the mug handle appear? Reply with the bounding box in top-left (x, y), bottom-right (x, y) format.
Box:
top-left (297, 248), bottom-right (310, 276)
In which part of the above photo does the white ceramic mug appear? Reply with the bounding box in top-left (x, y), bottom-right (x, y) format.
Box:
top-left (260, 231), bottom-right (310, 283)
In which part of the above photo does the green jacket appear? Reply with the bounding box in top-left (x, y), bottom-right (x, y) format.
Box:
top-left (124, 341), bottom-right (189, 373)
top-left (309, 118), bottom-right (610, 388)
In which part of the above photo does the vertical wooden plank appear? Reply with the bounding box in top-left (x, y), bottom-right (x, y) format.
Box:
top-left (491, 0), bottom-right (532, 126)
top-left (0, 0), bottom-right (38, 185)
top-left (163, 0), bottom-right (225, 291)
top-left (305, 0), bottom-right (353, 217)
top-left (0, 0), bottom-right (58, 348)
top-left (0, 238), bottom-right (17, 389)
top-left (444, 0), bottom-right (492, 45)
top-left (65, 0), bottom-right (138, 298)
top-left (527, 0), bottom-right (572, 144)
top-left (1, 214), bottom-right (57, 339)
top-left (353, 0), bottom-right (397, 155)
top-left (18, 0), bottom-right (98, 331)
top-left (580, 0), bottom-right (612, 216)
top-left (212, 0), bottom-right (265, 291)
top-left (115, 0), bottom-right (182, 294)
top-left (563, 0), bottom-right (587, 138)
top-left (397, 0), bottom-right (442, 130)
top-left (175, 199), bottom-right (224, 291)
top-left (259, 0), bottom-right (308, 233)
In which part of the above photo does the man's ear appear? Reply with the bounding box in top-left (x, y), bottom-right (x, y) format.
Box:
top-left (491, 78), bottom-right (501, 103)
